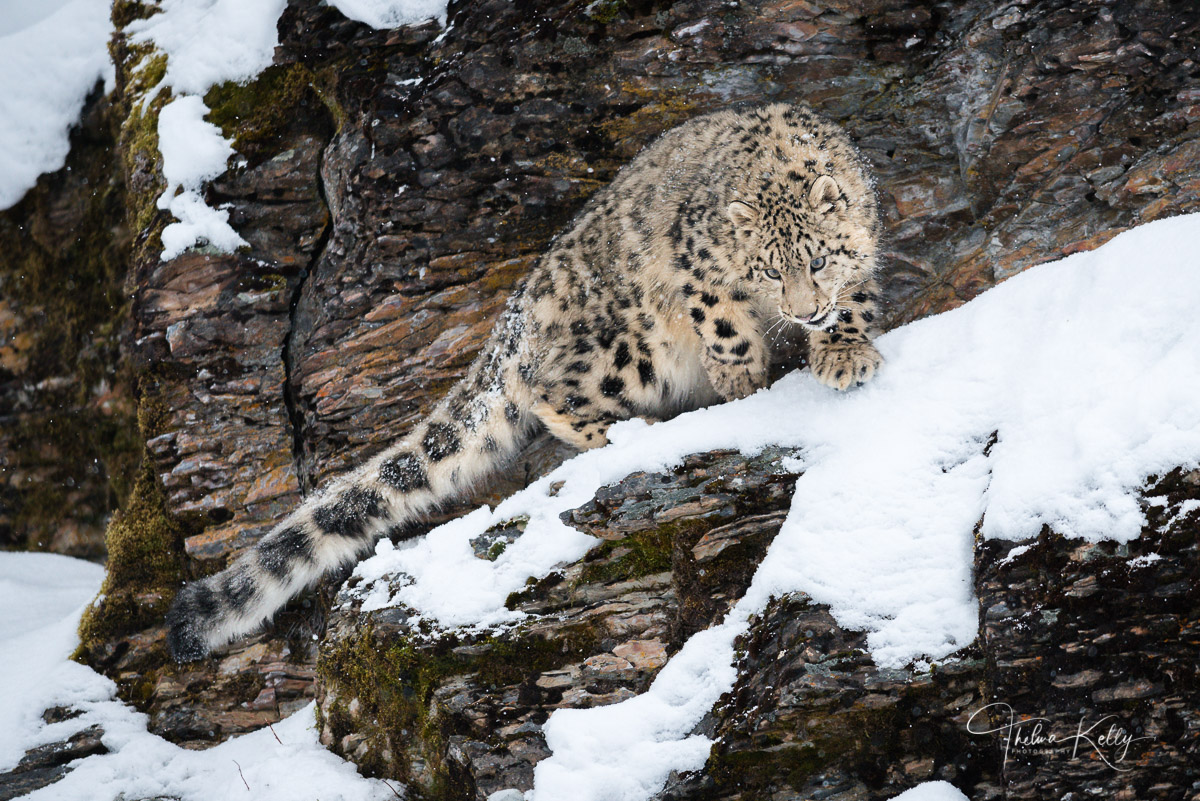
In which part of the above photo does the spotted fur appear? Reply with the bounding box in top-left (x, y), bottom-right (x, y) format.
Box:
top-left (166, 102), bottom-right (884, 661)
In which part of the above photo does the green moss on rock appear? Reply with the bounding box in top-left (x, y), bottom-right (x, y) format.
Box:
top-left (111, 0), bottom-right (160, 29)
top-left (320, 618), bottom-right (601, 797)
top-left (476, 624), bottom-right (598, 688)
top-left (204, 64), bottom-right (335, 153)
top-left (578, 523), bottom-right (678, 585)
top-left (585, 0), bottom-right (626, 24)
top-left (319, 624), bottom-right (472, 795)
top-left (117, 91), bottom-right (169, 263)
top-left (77, 456), bottom-right (196, 647)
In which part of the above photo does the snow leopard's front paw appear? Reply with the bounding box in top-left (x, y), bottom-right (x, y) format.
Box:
top-left (810, 340), bottom-right (883, 391)
top-left (710, 364), bottom-right (768, 401)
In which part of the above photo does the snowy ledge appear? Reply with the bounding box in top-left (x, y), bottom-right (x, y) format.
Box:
top-left (0, 0), bottom-right (449, 219)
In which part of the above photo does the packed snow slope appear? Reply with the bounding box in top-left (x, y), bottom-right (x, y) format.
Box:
top-left (345, 213), bottom-right (1200, 800)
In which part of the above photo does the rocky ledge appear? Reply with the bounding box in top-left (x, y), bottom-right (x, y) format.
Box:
top-left (317, 448), bottom-right (799, 797)
top-left (667, 465), bottom-right (1200, 800)
top-left (319, 461), bottom-right (1200, 800)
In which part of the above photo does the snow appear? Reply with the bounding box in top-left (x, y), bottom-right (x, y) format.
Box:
top-left (534, 624), bottom-right (735, 800)
top-left (1127, 552), bottom-right (1162, 568)
top-left (0, 552), bottom-right (396, 801)
top-left (17, 700), bottom-right (396, 801)
top-left (123, 0), bottom-right (451, 97)
top-left (0, 0), bottom-right (450, 248)
top-left (126, 0), bottom-right (288, 97)
top-left (344, 213), bottom-right (1200, 799)
top-left (155, 95), bottom-right (248, 260)
top-left (0, 553), bottom-right (103, 768)
top-left (0, 0), bottom-right (74, 36)
top-left (1157, 497), bottom-right (1199, 532)
top-left (892, 782), bottom-right (970, 801)
top-left (0, 0), bottom-right (113, 209)
top-left (126, 0), bottom-right (285, 260)
top-left (996, 543), bottom-right (1032, 565)
top-left (328, 0), bottom-right (450, 27)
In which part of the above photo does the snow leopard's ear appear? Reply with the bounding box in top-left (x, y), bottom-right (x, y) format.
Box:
top-left (727, 200), bottom-right (759, 229)
top-left (808, 175), bottom-right (845, 215)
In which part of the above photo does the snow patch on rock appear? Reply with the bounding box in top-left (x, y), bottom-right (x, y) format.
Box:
top-left (126, 0), bottom-right (288, 96)
top-left (328, 0), bottom-right (450, 28)
top-left (155, 95), bottom-right (248, 260)
top-left (0, 0), bottom-right (113, 209)
top-left (128, 0), bottom-right (448, 260)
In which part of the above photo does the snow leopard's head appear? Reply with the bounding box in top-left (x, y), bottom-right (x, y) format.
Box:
top-left (725, 103), bottom-right (881, 330)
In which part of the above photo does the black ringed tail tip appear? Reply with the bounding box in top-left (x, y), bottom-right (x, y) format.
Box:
top-left (166, 586), bottom-right (213, 662)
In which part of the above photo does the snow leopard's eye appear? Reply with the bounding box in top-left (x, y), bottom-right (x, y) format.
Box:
top-left (764, 268), bottom-right (781, 280)
top-left (810, 256), bottom-right (826, 272)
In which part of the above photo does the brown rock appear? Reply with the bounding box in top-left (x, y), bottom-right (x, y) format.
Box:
top-left (314, 448), bottom-right (800, 796)
top-left (612, 639), bottom-right (669, 671)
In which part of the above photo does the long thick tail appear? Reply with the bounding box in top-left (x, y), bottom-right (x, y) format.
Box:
top-left (166, 352), bottom-right (535, 661)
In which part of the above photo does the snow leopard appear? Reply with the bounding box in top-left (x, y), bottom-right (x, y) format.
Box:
top-left (167, 101), bottom-right (885, 661)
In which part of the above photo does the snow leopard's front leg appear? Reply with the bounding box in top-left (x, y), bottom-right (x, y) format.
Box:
top-left (808, 277), bottom-right (883, 391)
top-left (688, 290), bottom-right (769, 401)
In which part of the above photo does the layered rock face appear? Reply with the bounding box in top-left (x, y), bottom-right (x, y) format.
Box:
top-left (317, 460), bottom-right (1200, 800)
top-left (319, 449), bottom-right (799, 796)
top-left (2, 0), bottom-right (1199, 797)
top-left (659, 467), bottom-right (1200, 800)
